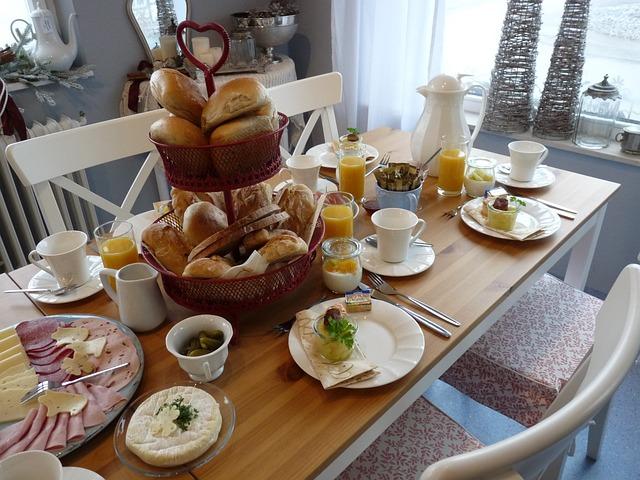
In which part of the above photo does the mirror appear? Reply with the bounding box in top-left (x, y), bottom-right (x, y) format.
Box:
top-left (127, 0), bottom-right (191, 62)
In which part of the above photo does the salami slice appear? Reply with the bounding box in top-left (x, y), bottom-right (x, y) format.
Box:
top-left (28, 348), bottom-right (72, 366)
top-left (33, 362), bottom-right (64, 375)
top-left (37, 367), bottom-right (69, 383)
top-left (27, 342), bottom-right (65, 358)
top-left (15, 318), bottom-right (59, 351)
top-left (26, 339), bottom-right (56, 353)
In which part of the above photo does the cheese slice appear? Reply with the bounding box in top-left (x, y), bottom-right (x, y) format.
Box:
top-left (0, 351), bottom-right (28, 372)
top-left (61, 353), bottom-right (94, 376)
top-left (0, 327), bottom-right (15, 341)
top-left (0, 333), bottom-right (21, 353)
top-left (0, 344), bottom-right (24, 362)
top-left (0, 369), bottom-right (37, 391)
top-left (68, 337), bottom-right (107, 357)
top-left (0, 388), bottom-right (38, 422)
top-left (38, 390), bottom-right (87, 417)
top-left (0, 363), bottom-right (30, 381)
top-left (51, 327), bottom-right (89, 345)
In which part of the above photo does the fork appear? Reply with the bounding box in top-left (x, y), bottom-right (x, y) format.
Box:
top-left (272, 293), bottom-right (329, 335)
top-left (367, 272), bottom-right (461, 327)
top-left (365, 151), bottom-right (391, 177)
top-left (20, 362), bottom-right (129, 404)
top-left (442, 205), bottom-right (463, 219)
top-left (4, 280), bottom-right (89, 296)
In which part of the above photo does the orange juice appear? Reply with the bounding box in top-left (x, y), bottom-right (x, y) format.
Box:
top-left (338, 156), bottom-right (365, 201)
top-left (437, 148), bottom-right (466, 195)
top-left (99, 237), bottom-right (138, 288)
top-left (321, 204), bottom-right (354, 239)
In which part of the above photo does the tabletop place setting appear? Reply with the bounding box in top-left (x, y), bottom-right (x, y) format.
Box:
top-left (0, 8), bottom-right (631, 480)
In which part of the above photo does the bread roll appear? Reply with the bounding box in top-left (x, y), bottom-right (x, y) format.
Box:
top-left (183, 257), bottom-right (232, 278)
top-left (183, 202), bottom-right (228, 247)
top-left (277, 184), bottom-right (316, 238)
top-left (233, 182), bottom-right (272, 220)
top-left (150, 116), bottom-right (208, 146)
top-left (141, 224), bottom-right (190, 275)
top-left (209, 114), bottom-right (277, 145)
top-left (242, 228), bottom-right (297, 252)
top-left (171, 188), bottom-right (200, 223)
top-left (259, 235), bottom-right (308, 264)
top-left (201, 77), bottom-right (270, 134)
top-left (149, 69), bottom-right (206, 125)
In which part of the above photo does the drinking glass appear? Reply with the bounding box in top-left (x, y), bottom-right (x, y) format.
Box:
top-left (94, 221), bottom-right (138, 289)
top-left (321, 192), bottom-right (356, 239)
top-left (436, 135), bottom-right (469, 196)
top-left (338, 156), bottom-right (366, 203)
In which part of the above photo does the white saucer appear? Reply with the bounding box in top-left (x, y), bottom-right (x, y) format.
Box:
top-left (274, 177), bottom-right (338, 194)
top-left (63, 467), bottom-right (105, 480)
top-left (359, 238), bottom-right (435, 277)
top-left (496, 164), bottom-right (556, 189)
top-left (307, 143), bottom-right (379, 169)
top-left (27, 255), bottom-right (104, 304)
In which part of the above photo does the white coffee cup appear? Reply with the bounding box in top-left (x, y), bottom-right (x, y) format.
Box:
top-left (0, 450), bottom-right (63, 479)
top-left (166, 314), bottom-right (233, 382)
top-left (28, 230), bottom-right (90, 288)
top-left (100, 263), bottom-right (167, 332)
top-left (285, 154), bottom-right (322, 192)
top-left (508, 140), bottom-right (548, 182)
top-left (371, 208), bottom-right (426, 263)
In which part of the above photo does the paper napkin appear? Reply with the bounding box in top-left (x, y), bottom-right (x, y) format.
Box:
top-left (464, 203), bottom-right (541, 241)
top-left (296, 309), bottom-right (378, 389)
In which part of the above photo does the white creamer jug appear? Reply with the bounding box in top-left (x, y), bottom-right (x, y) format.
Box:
top-left (411, 74), bottom-right (487, 177)
top-left (30, 0), bottom-right (78, 71)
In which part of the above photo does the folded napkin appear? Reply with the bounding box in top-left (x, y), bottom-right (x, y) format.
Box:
top-left (296, 309), bottom-right (378, 389)
top-left (464, 203), bottom-right (540, 241)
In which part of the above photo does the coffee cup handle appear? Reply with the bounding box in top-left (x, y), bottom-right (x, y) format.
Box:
top-left (203, 361), bottom-right (212, 381)
top-left (409, 219), bottom-right (426, 245)
top-left (409, 193), bottom-right (419, 212)
top-left (538, 146), bottom-right (549, 166)
top-left (615, 132), bottom-right (625, 142)
top-left (99, 268), bottom-right (119, 304)
top-left (28, 250), bottom-right (54, 277)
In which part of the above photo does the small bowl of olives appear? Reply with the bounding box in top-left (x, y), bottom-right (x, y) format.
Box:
top-left (165, 315), bottom-right (233, 382)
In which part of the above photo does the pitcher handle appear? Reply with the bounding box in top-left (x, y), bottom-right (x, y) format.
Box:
top-left (467, 83), bottom-right (487, 149)
top-left (99, 268), bottom-right (119, 304)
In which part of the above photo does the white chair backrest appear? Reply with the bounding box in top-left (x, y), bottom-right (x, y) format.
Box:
top-left (268, 71), bottom-right (342, 157)
top-left (422, 264), bottom-right (640, 480)
top-left (5, 109), bottom-right (169, 234)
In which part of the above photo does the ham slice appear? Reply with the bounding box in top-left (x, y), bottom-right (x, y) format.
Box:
top-left (46, 412), bottom-right (69, 451)
top-left (26, 413), bottom-right (57, 451)
top-left (33, 362), bottom-right (64, 375)
top-left (67, 410), bottom-right (84, 442)
top-left (15, 318), bottom-right (59, 351)
top-left (26, 339), bottom-right (56, 353)
top-left (37, 368), bottom-right (69, 383)
top-left (0, 405), bottom-right (47, 459)
top-left (71, 382), bottom-right (106, 428)
top-left (0, 408), bottom-right (38, 456)
top-left (29, 347), bottom-right (72, 366)
top-left (87, 383), bottom-right (126, 412)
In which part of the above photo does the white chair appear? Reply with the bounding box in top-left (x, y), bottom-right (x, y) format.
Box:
top-left (268, 71), bottom-right (342, 158)
top-left (5, 109), bottom-right (169, 234)
top-left (340, 264), bottom-right (640, 480)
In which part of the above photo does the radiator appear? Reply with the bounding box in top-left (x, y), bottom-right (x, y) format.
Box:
top-left (0, 113), bottom-right (99, 272)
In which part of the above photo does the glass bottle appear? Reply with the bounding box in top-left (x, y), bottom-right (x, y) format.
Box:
top-left (321, 237), bottom-right (362, 293)
top-left (573, 75), bottom-right (622, 150)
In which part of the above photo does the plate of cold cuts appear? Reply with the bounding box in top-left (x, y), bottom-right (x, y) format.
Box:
top-left (0, 315), bottom-right (143, 460)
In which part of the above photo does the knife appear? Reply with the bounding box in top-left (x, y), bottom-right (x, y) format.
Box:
top-left (361, 283), bottom-right (451, 338)
top-left (364, 235), bottom-right (433, 248)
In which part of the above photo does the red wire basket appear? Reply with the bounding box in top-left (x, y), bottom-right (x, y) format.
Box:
top-left (142, 210), bottom-right (325, 314)
top-left (150, 113), bottom-right (289, 192)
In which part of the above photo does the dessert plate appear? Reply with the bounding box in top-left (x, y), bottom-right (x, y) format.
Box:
top-left (496, 164), bottom-right (556, 189)
top-left (307, 143), bottom-right (379, 169)
top-left (461, 197), bottom-right (561, 241)
top-left (27, 255), bottom-right (104, 304)
top-left (359, 239), bottom-right (435, 277)
top-left (288, 299), bottom-right (425, 388)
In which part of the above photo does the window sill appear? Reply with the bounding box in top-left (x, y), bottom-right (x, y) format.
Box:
top-left (6, 80), bottom-right (54, 92)
top-left (467, 112), bottom-right (640, 168)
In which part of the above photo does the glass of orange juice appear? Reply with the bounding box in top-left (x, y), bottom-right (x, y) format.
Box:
top-left (94, 221), bottom-right (138, 289)
top-left (436, 135), bottom-right (469, 196)
top-left (321, 192), bottom-right (356, 239)
top-left (338, 156), bottom-right (366, 202)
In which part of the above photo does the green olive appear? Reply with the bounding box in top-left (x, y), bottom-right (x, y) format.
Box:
top-left (187, 348), bottom-right (211, 357)
top-left (200, 337), bottom-right (223, 350)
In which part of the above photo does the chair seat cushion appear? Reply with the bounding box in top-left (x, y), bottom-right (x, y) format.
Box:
top-left (339, 397), bottom-right (482, 479)
top-left (441, 274), bottom-right (602, 427)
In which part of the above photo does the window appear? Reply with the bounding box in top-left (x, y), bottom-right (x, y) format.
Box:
top-left (441, 0), bottom-right (640, 123)
top-left (0, 1), bottom-right (32, 49)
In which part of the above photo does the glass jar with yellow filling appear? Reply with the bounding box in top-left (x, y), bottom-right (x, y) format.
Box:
top-left (321, 238), bottom-right (362, 293)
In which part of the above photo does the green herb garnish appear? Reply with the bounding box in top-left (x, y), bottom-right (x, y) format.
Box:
top-left (510, 196), bottom-right (526, 207)
top-left (325, 317), bottom-right (357, 349)
top-left (347, 127), bottom-right (360, 135)
top-left (156, 396), bottom-right (199, 432)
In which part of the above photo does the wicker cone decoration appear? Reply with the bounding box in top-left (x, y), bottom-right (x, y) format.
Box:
top-left (483, 0), bottom-right (543, 133)
top-left (533, 0), bottom-right (591, 139)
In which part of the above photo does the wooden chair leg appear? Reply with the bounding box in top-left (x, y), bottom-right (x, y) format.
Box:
top-left (587, 400), bottom-right (611, 461)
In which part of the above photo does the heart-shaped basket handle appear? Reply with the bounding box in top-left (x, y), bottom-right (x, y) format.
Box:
top-left (176, 20), bottom-right (230, 96)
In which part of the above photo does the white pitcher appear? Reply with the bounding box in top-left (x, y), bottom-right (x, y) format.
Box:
top-left (30, 0), bottom-right (78, 71)
top-left (411, 74), bottom-right (487, 177)
top-left (100, 263), bottom-right (166, 332)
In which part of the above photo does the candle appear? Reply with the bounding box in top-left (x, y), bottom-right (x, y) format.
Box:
top-left (159, 35), bottom-right (177, 60)
top-left (191, 36), bottom-right (210, 55)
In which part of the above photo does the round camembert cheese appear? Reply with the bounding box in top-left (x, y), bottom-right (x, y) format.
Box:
top-left (125, 386), bottom-right (222, 467)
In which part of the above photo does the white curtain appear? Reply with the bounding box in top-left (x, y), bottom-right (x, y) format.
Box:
top-left (331, 0), bottom-right (444, 134)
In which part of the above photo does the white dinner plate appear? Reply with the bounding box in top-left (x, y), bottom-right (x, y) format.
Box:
top-left (359, 238), bottom-right (435, 277)
top-left (63, 467), bottom-right (105, 480)
top-left (27, 255), bottom-right (104, 304)
top-left (288, 299), bottom-right (425, 388)
top-left (307, 143), bottom-right (379, 169)
top-left (460, 197), bottom-right (561, 241)
top-left (274, 177), bottom-right (338, 194)
top-left (496, 164), bottom-right (556, 189)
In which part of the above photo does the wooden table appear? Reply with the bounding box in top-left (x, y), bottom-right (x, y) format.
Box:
top-left (3, 128), bottom-right (619, 479)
